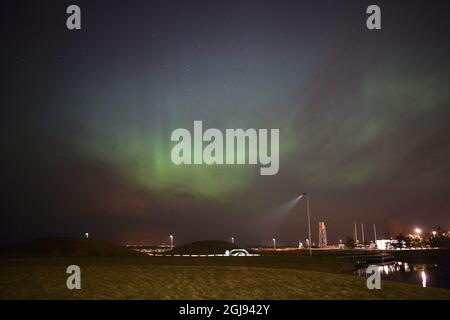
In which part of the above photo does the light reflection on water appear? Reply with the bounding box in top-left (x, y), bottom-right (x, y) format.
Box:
top-left (354, 261), bottom-right (450, 289)
top-left (421, 271), bottom-right (426, 288)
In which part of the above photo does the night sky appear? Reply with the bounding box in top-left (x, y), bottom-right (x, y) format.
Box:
top-left (1, 0), bottom-right (449, 246)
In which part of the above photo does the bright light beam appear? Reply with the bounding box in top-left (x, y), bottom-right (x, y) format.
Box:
top-left (257, 196), bottom-right (303, 231)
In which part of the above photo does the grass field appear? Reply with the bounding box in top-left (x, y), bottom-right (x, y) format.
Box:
top-left (1, 255), bottom-right (450, 300)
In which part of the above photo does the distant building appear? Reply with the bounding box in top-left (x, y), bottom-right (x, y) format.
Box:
top-left (376, 239), bottom-right (391, 250)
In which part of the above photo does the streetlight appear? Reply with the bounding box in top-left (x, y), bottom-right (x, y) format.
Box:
top-left (415, 228), bottom-right (422, 235)
top-left (298, 192), bottom-right (312, 257)
top-left (272, 238), bottom-right (276, 250)
top-left (231, 237), bottom-right (235, 244)
top-left (169, 235), bottom-right (174, 250)
top-left (432, 231), bottom-right (437, 237)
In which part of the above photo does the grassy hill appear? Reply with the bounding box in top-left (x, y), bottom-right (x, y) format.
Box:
top-left (1, 258), bottom-right (449, 299)
top-left (168, 240), bottom-right (248, 255)
top-left (0, 246), bottom-right (449, 299)
top-left (0, 237), bottom-right (144, 258)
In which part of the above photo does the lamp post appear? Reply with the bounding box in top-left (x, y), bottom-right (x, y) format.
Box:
top-left (361, 222), bottom-right (365, 244)
top-left (231, 237), bottom-right (235, 244)
top-left (413, 228), bottom-right (422, 249)
top-left (299, 192), bottom-right (312, 257)
top-left (373, 224), bottom-right (377, 242)
top-left (169, 235), bottom-right (174, 250)
top-left (414, 228), bottom-right (422, 236)
top-left (272, 238), bottom-right (276, 250)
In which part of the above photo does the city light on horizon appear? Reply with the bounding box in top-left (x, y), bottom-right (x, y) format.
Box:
top-left (169, 235), bottom-right (174, 250)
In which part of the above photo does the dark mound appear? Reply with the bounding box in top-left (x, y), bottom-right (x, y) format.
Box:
top-left (168, 240), bottom-right (249, 255)
top-left (0, 237), bottom-right (145, 258)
